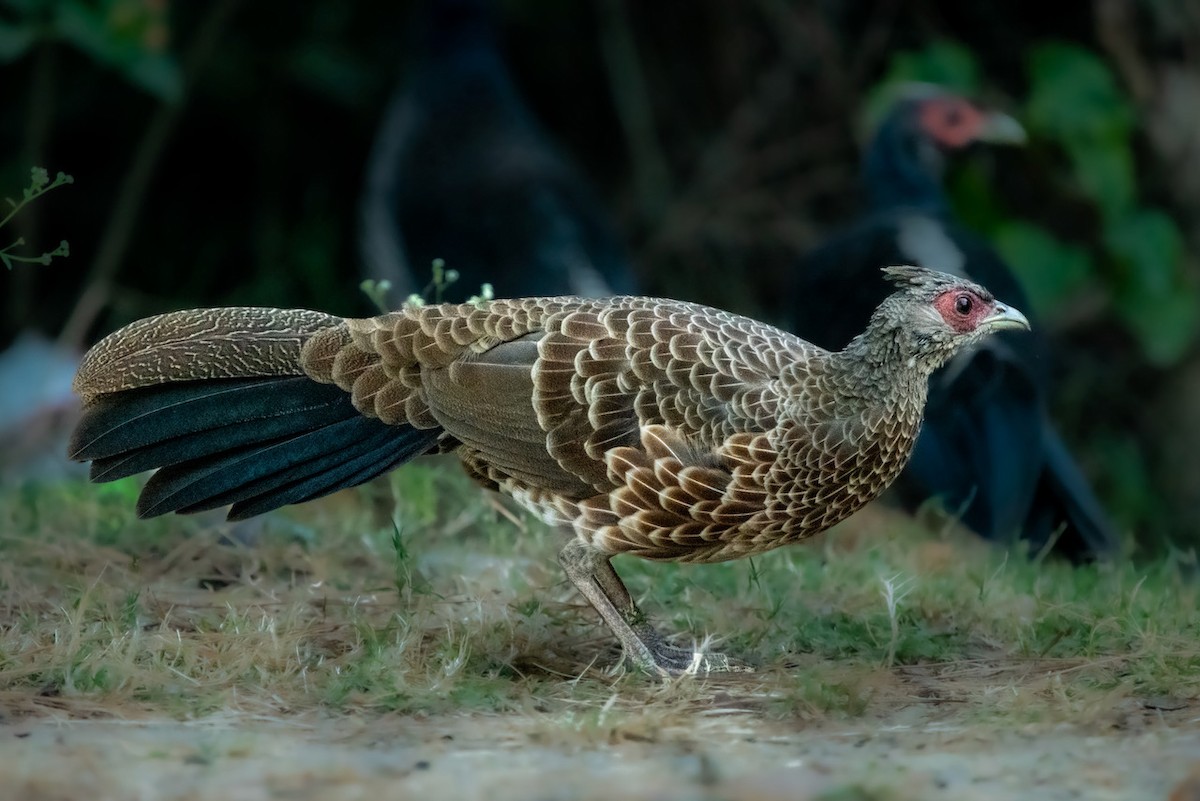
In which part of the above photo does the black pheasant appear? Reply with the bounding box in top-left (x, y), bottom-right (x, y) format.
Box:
top-left (789, 87), bottom-right (1116, 559)
top-left (359, 0), bottom-right (636, 304)
top-left (69, 266), bottom-right (1028, 674)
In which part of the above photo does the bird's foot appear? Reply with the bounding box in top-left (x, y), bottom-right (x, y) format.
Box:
top-left (651, 647), bottom-right (756, 677)
top-left (633, 629), bottom-right (756, 677)
top-left (557, 539), bottom-right (755, 677)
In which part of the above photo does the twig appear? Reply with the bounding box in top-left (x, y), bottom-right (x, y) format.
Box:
top-left (59, 0), bottom-right (243, 350)
top-left (0, 170), bottom-right (74, 231)
top-left (7, 43), bottom-right (59, 328)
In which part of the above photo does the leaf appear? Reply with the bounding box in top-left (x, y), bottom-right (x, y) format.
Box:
top-left (0, 20), bottom-right (36, 62)
top-left (1066, 139), bottom-right (1134, 219)
top-left (1105, 209), bottom-right (1198, 365)
top-left (1025, 43), bottom-right (1133, 142)
top-left (124, 51), bottom-right (183, 102)
top-left (1105, 209), bottom-right (1184, 296)
top-left (946, 162), bottom-right (1008, 235)
top-left (896, 40), bottom-right (977, 88)
top-left (1117, 292), bottom-right (1199, 366)
top-left (1025, 43), bottom-right (1137, 218)
top-left (53, 0), bottom-right (182, 102)
top-left (992, 220), bottom-right (1094, 319)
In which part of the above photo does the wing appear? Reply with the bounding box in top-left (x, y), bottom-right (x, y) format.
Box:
top-left (300, 297), bottom-right (809, 508)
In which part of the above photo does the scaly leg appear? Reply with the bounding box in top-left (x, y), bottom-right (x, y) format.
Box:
top-left (557, 537), bottom-right (752, 676)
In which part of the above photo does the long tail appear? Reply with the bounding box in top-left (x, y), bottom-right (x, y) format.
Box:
top-left (68, 308), bottom-right (441, 520)
top-left (1028, 426), bottom-right (1120, 559)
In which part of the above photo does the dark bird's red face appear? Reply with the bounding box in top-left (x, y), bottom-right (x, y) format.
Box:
top-left (916, 95), bottom-right (1026, 151)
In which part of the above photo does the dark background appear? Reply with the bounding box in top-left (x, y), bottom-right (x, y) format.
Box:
top-left (2, 0), bottom-right (1198, 549)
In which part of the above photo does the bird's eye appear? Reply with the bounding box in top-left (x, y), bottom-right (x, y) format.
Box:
top-left (945, 107), bottom-right (964, 127)
top-left (954, 294), bottom-right (973, 315)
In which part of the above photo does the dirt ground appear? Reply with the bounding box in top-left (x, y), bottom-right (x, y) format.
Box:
top-left (3, 483), bottom-right (1197, 800)
top-left (3, 698), bottom-right (1198, 801)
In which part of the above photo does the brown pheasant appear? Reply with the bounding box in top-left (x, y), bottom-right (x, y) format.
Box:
top-left (68, 265), bottom-right (1028, 675)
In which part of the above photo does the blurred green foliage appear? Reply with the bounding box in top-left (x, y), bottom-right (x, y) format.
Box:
top-left (1023, 43), bottom-right (1197, 366)
top-left (1026, 43), bottom-right (1137, 216)
top-left (0, 0), bottom-right (180, 99)
top-left (991, 221), bottom-right (1092, 315)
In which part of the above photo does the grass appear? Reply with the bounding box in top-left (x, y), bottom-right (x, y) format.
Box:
top-left (1, 458), bottom-right (1198, 736)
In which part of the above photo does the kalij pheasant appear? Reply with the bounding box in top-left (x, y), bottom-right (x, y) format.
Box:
top-left (69, 266), bottom-right (1028, 675)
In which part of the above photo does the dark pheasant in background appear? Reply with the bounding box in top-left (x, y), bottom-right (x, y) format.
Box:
top-left (359, 0), bottom-right (636, 305)
top-left (789, 87), bottom-right (1116, 559)
top-left (69, 267), bottom-right (1028, 675)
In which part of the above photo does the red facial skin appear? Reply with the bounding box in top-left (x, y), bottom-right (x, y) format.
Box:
top-left (933, 288), bottom-right (995, 333)
top-left (918, 97), bottom-right (987, 150)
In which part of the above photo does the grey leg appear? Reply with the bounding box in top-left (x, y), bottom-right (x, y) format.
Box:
top-left (557, 537), bottom-right (752, 676)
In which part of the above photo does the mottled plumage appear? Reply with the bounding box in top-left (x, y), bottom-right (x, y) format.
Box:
top-left (70, 266), bottom-right (1028, 674)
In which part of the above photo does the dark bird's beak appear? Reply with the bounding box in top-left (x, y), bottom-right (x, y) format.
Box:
top-left (982, 302), bottom-right (1031, 331)
top-left (977, 111), bottom-right (1027, 145)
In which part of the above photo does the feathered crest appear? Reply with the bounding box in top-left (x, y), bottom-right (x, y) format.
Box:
top-left (881, 264), bottom-right (990, 299)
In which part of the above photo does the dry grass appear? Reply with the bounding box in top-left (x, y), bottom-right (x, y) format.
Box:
top-left (1, 459), bottom-right (1198, 739)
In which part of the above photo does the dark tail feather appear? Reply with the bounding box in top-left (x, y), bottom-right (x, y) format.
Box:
top-left (76, 379), bottom-right (363, 482)
top-left (158, 419), bottom-right (435, 519)
top-left (1030, 426), bottom-right (1120, 559)
top-left (223, 425), bottom-right (433, 520)
top-left (69, 377), bottom-right (441, 519)
top-left (71, 377), bottom-right (337, 467)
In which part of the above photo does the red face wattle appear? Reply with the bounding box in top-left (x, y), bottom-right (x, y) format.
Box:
top-left (917, 97), bottom-right (986, 150)
top-left (933, 288), bottom-right (994, 333)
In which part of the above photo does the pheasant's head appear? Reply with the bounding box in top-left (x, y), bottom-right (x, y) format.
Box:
top-left (903, 87), bottom-right (1027, 153)
top-left (856, 265), bottom-right (1030, 373)
top-left (865, 86), bottom-right (1026, 210)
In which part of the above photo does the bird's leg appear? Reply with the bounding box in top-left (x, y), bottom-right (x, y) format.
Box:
top-left (557, 538), bottom-right (751, 676)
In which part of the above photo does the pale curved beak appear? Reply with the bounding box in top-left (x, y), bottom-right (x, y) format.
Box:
top-left (983, 301), bottom-right (1031, 331)
top-left (978, 111), bottom-right (1027, 145)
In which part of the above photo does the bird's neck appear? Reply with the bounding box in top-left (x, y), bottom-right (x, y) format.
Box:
top-left (863, 121), bottom-right (949, 214)
top-left (819, 290), bottom-right (969, 415)
top-left (777, 329), bottom-right (930, 509)
top-left (826, 326), bottom-right (932, 409)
